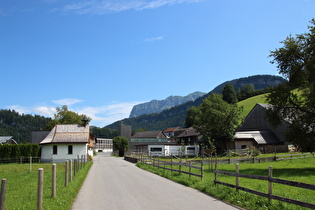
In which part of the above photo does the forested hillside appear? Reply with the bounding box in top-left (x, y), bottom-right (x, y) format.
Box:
top-left (0, 110), bottom-right (51, 143)
top-left (106, 75), bottom-right (286, 131)
top-left (129, 91), bottom-right (206, 118)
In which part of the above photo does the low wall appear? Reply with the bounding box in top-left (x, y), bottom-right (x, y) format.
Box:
top-left (124, 156), bottom-right (139, 163)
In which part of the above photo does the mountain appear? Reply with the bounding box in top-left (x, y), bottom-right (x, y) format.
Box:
top-left (106, 75), bottom-right (286, 131)
top-left (129, 91), bottom-right (206, 118)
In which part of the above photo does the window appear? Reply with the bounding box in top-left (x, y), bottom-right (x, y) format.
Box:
top-left (53, 145), bottom-right (58, 154)
top-left (241, 145), bottom-right (247, 149)
top-left (68, 145), bottom-right (73, 154)
top-left (150, 148), bottom-right (162, 152)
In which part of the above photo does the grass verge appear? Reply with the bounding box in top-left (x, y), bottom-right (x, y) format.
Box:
top-left (0, 161), bottom-right (92, 210)
top-left (137, 158), bottom-right (315, 210)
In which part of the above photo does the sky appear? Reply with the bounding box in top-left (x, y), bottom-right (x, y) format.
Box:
top-left (0, 0), bottom-right (314, 127)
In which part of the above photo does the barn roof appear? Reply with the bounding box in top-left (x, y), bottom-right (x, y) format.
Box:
top-left (132, 131), bottom-right (166, 139)
top-left (235, 131), bottom-right (281, 145)
top-left (40, 124), bottom-right (90, 144)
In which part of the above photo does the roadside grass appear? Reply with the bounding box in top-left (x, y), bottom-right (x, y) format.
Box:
top-left (137, 158), bottom-right (315, 210)
top-left (0, 161), bottom-right (92, 210)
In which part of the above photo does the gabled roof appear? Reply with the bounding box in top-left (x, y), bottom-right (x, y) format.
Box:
top-left (132, 131), bottom-right (166, 139)
top-left (163, 126), bottom-right (182, 133)
top-left (235, 131), bottom-right (281, 145)
top-left (176, 128), bottom-right (200, 138)
top-left (0, 136), bottom-right (17, 144)
top-left (40, 124), bottom-right (90, 145)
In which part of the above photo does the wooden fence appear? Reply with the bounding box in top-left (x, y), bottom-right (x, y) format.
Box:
top-left (214, 164), bottom-right (315, 209)
top-left (141, 156), bottom-right (203, 180)
top-left (0, 155), bottom-right (87, 210)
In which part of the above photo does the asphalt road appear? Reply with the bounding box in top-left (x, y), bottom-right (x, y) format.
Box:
top-left (71, 153), bottom-right (240, 210)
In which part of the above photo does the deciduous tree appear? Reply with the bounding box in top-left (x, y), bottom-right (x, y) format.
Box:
top-left (113, 136), bottom-right (129, 157)
top-left (266, 19), bottom-right (315, 152)
top-left (222, 83), bottom-right (238, 104)
top-left (193, 93), bottom-right (242, 151)
top-left (45, 105), bottom-right (91, 130)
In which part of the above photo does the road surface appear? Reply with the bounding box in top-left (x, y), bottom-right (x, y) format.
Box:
top-left (71, 153), bottom-right (240, 210)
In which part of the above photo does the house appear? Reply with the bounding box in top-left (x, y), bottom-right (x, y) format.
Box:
top-left (130, 131), bottom-right (175, 152)
top-left (234, 103), bottom-right (289, 153)
top-left (0, 136), bottom-right (18, 144)
top-left (163, 126), bottom-right (183, 138)
top-left (40, 124), bottom-right (95, 163)
top-left (176, 127), bottom-right (202, 145)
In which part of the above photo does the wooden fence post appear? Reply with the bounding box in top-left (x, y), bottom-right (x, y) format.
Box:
top-left (268, 166), bottom-right (273, 203)
top-left (170, 155), bottom-right (173, 172)
top-left (77, 155), bottom-right (80, 171)
top-left (201, 159), bottom-right (204, 180)
top-left (52, 164), bottom-right (56, 198)
top-left (179, 159), bottom-right (182, 175)
top-left (70, 160), bottom-right (73, 182)
top-left (73, 159), bottom-right (76, 177)
top-left (38, 168), bottom-right (44, 210)
top-left (30, 156), bottom-right (32, 172)
top-left (0, 179), bottom-right (6, 210)
top-left (189, 161), bottom-right (192, 179)
top-left (236, 163), bottom-right (239, 191)
top-left (214, 163), bottom-right (218, 184)
top-left (65, 161), bottom-right (68, 187)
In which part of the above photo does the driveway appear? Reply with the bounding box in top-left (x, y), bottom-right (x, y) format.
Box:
top-left (71, 153), bottom-right (240, 210)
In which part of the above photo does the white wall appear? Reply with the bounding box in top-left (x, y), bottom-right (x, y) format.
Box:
top-left (41, 144), bottom-right (88, 163)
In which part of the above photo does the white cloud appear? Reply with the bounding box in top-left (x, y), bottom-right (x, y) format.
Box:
top-left (6, 101), bottom-right (143, 127)
top-left (52, 98), bottom-right (83, 106)
top-left (144, 36), bottom-right (163, 42)
top-left (76, 101), bottom-right (143, 127)
top-left (58, 0), bottom-right (203, 15)
top-left (34, 106), bottom-right (56, 117)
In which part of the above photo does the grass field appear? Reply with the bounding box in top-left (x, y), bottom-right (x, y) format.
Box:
top-left (237, 93), bottom-right (268, 119)
top-left (0, 161), bottom-right (92, 210)
top-left (137, 158), bottom-right (315, 210)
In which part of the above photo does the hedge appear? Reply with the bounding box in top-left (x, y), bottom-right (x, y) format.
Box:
top-left (0, 144), bottom-right (40, 158)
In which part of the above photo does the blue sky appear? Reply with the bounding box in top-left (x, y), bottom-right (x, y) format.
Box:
top-left (0, 0), bottom-right (314, 127)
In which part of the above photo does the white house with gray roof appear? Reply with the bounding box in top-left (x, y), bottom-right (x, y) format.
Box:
top-left (40, 124), bottom-right (95, 163)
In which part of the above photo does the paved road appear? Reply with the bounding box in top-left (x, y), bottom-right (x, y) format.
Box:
top-left (71, 153), bottom-right (240, 210)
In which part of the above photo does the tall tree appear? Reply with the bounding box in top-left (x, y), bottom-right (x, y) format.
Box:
top-left (113, 136), bottom-right (129, 157)
top-left (193, 93), bottom-right (242, 151)
top-left (45, 105), bottom-right (91, 130)
top-left (222, 83), bottom-right (238, 104)
top-left (266, 19), bottom-right (315, 152)
top-left (185, 106), bottom-right (200, 128)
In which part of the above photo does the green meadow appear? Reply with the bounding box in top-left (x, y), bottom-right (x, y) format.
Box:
top-left (137, 157), bottom-right (315, 210)
top-left (0, 161), bottom-right (92, 210)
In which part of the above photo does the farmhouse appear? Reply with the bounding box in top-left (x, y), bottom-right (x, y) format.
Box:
top-left (40, 124), bottom-right (95, 163)
top-left (163, 126), bottom-right (183, 138)
top-left (176, 127), bottom-right (202, 145)
top-left (234, 103), bottom-right (289, 153)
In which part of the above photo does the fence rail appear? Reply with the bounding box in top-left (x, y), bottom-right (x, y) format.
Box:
top-left (141, 156), bottom-right (203, 180)
top-left (214, 164), bottom-right (315, 209)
